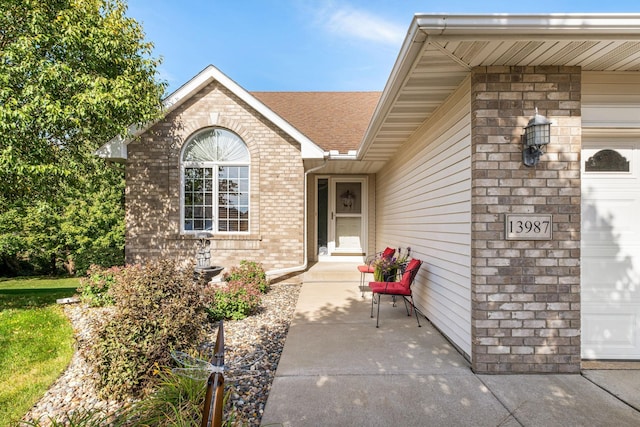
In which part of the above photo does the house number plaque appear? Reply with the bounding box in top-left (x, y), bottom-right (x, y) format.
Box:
top-left (505, 214), bottom-right (552, 240)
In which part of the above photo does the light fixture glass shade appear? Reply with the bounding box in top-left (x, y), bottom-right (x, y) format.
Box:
top-left (523, 112), bottom-right (552, 147)
top-left (522, 109), bottom-right (552, 167)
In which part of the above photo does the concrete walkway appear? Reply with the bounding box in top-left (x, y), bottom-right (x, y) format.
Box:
top-left (260, 262), bottom-right (640, 427)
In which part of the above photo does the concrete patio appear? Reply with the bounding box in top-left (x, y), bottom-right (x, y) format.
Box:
top-left (260, 262), bottom-right (640, 426)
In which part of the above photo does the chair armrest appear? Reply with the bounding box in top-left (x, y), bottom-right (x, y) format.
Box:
top-left (398, 261), bottom-right (410, 274)
top-left (364, 250), bottom-right (385, 265)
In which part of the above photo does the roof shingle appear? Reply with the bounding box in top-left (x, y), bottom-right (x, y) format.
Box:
top-left (251, 92), bottom-right (381, 153)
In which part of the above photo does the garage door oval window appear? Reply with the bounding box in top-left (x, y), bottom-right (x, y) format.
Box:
top-left (584, 149), bottom-right (630, 172)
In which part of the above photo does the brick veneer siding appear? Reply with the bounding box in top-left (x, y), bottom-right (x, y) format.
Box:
top-left (470, 66), bottom-right (582, 373)
top-left (125, 82), bottom-right (305, 273)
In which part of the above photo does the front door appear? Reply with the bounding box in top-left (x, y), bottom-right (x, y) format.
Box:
top-left (317, 177), bottom-right (367, 257)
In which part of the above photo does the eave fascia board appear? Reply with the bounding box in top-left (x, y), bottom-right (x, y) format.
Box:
top-left (97, 65), bottom-right (325, 161)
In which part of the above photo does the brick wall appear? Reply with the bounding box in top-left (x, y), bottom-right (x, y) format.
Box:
top-left (470, 66), bottom-right (582, 373)
top-left (126, 82), bottom-right (305, 274)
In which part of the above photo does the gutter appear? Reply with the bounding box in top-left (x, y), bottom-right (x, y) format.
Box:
top-left (264, 159), bottom-right (328, 280)
top-left (413, 13), bottom-right (640, 37)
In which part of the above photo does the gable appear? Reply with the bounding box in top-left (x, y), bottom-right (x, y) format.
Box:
top-left (96, 65), bottom-right (326, 162)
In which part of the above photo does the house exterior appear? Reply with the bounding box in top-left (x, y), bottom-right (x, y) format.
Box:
top-left (98, 14), bottom-right (640, 374)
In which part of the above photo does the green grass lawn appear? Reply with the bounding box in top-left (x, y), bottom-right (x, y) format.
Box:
top-left (0, 277), bottom-right (78, 426)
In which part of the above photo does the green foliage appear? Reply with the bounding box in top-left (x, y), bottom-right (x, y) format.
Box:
top-left (205, 261), bottom-right (268, 321)
top-left (0, 0), bottom-right (165, 199)
top-left (91, 260), bottom-right (206, 400)
top-left (56, 158), bottom-right (126, 276)
top-left (223, 260), bottom-right (269, 293)
top-left (0, 157), bottom-right (126, 276)
top-left (0, 277), bottom-right (76, 427)
top-left (0, 200), bottom-right (59, 275)
top-left (0, 0), bottom-right (165, 275)
top-left (78, 264), bottom-right (121, 307)
top-left (113, 366), bottom-right (206, 426)
top-left (205, 280), bottom-right (262, 321)
top-left (20, 408), bottom-right (114, 427)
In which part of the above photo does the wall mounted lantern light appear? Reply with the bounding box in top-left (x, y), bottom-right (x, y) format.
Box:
top-left (522, 108), bottom-right (552, 167)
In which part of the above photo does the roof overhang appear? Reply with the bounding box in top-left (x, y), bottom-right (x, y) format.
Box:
top-left (358, 13), bottom-right (640, 166)
top-left (96, 65), bottom-right (326, 162)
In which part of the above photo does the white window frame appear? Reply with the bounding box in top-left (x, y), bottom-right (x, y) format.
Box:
top-left (180, 127), bottom-right (250, 234)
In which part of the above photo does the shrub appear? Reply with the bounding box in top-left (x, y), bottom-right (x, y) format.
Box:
top-left (91, 260), bottom-right (207, 399)
top-left (112, 365), bottom-right (239, 427)
top-left (114, 365), bottom-right (205, 426)
top-left (77, 265), bottom-right (121, 307)
top-left (223, 260), bottom-right (269, 293)
top-left (19, 408), bottom-right (113, 427)
top-left (205, 280), bottom-right (262, 321)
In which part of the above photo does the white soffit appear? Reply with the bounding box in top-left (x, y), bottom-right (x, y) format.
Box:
top-left (97, 65), bottom-right (325, 161)
top-left (359, 14), bottom-right (640, 163)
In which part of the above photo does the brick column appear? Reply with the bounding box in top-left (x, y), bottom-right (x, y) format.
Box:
top-left (470, 66), bottom-right (581, 373)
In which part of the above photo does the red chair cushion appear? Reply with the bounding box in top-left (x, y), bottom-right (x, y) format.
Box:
top-left (358, 265), bottom-right (376, 274)
top-left (381, 247), bottom-right (395, 258)
top-left (368, 281), bottom-right (412, 296)
top-left (399, 259), bottom-right (421, 285)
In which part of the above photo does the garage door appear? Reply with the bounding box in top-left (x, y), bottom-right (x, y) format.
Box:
top-left (582, 138), bottom-right (640, 360)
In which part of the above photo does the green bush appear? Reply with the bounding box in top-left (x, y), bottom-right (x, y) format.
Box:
top-left (20, 409), bottom-right (112, 427)
top-left (113, 365), bottom-right (205, 426)
top-left (205, 280), bottom-right (262, 321)
top-left (91, 260), bottom-right (207, 399)
top-left (223, 260), bottom-right (269, 293)
top-left (77, 265), bottom-right (121, 307)
top-left (114, 364), bottom-right (238, 427)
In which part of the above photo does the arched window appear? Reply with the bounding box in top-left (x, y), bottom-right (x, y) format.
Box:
top-left (181, 128), bottom-right (250, 233)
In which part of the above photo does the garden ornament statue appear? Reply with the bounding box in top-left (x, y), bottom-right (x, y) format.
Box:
top-left (194, 232), bottom-right (223, 282)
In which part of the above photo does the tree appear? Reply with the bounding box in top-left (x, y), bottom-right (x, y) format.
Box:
top-left (0, 0), bottom-right (165, 274)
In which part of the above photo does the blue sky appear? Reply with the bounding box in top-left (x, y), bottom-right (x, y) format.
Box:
top-left (127, 1), bottom-right (640, 94)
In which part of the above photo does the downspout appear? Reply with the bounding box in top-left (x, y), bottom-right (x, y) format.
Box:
top-left (265, 158), bottom-right (328, 280)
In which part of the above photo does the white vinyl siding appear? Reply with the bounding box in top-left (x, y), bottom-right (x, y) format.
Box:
top-left (376, 78), bottom-right (472, 356)
top-left (582, 72), bottom-right (640, 128)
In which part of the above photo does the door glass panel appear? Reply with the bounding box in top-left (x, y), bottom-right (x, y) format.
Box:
top-left (334, 181), bottom-right (363, 252)
top-left (336, 217), bottom-right (361, 250)
top-left (317, 179), bottom-right (328, 255)
top-left (335, 182), bottom-right (361, 214)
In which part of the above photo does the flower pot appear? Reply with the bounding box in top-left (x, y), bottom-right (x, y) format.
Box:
top-left (374, 267), bottom-right (397, 282)
top-left (383, 268), bottom-right (397, 282)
